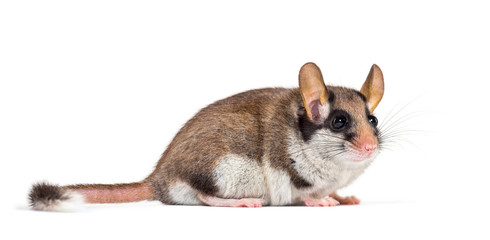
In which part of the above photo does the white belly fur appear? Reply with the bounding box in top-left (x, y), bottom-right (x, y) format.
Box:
top-left (169, 146), bottom-right (369, 205)
top-left (213, 154), bottom-right (267, 200)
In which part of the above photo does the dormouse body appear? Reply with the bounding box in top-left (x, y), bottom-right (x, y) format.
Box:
top-left (29, 62), bottom-right (385, 210)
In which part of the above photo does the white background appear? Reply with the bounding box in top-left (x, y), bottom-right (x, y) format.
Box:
top-left (1, 0), bottom-right (489, 239)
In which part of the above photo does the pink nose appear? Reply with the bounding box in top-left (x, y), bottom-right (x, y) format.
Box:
top-left (358, 137), bottom-right (378, 153)
top-left (363, 143), bottom-right (377, 152)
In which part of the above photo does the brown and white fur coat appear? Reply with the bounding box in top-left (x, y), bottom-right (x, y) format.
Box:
top-left (29, 62), bottom-right (385, 210)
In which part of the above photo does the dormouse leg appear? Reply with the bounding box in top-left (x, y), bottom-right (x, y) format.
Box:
top-left (329, 192), bottom-right (360, 205)
top-left (198, 193), bottom-right (264, 208)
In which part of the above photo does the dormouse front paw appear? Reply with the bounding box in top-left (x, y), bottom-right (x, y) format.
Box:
top-left (302, 197), bottom-right (339, 207)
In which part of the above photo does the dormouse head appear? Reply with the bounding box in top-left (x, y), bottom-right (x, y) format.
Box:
top-left (298, 62), bottom-right (384, 163)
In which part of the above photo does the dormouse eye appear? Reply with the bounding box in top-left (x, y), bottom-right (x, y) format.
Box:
top-left (332, 115), bottom-right (348, 130)
top-left (368, 115), bottom-right (378, 127)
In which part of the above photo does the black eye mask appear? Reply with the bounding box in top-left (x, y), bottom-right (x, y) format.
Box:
top-left (298, 106), bottom-right (380, 143)
top-left (326, 109), bottom-right (352, 132)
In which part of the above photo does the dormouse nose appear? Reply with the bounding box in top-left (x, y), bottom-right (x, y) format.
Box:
top-left (357, 135), bottom-right (378, 153)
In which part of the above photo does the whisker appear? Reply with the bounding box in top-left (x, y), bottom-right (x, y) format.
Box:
top-left (378, 100), bottom-right (405, 130)
top-left (377, 94), bottom-right (424, 130)
top-left (378, 111), bottom-right (429, 136)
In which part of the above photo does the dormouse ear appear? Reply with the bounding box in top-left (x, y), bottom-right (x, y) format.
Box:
top-left (299, 62), bottom-right (329, 123)
top-left (360, 64), bottom-right (384, 112)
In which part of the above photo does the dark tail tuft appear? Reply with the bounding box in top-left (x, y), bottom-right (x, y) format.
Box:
top-left (29, 182), bottom-right (84, 211)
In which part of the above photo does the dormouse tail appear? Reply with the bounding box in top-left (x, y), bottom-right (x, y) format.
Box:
top-left (29, 181), bottom-right (154, 212)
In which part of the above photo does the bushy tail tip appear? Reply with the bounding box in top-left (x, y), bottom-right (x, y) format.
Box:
top-left (29, 182), bottom-right (84, 212)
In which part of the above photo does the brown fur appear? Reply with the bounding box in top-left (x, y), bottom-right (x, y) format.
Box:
top-left (147, 85), bottom-right (373, 203)
top-left (29, 63), bottom-right (384, 209)
top-left (329, 86), bottom-right (379, 143)
top-left (147, 88), bottom-right (306, 203)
